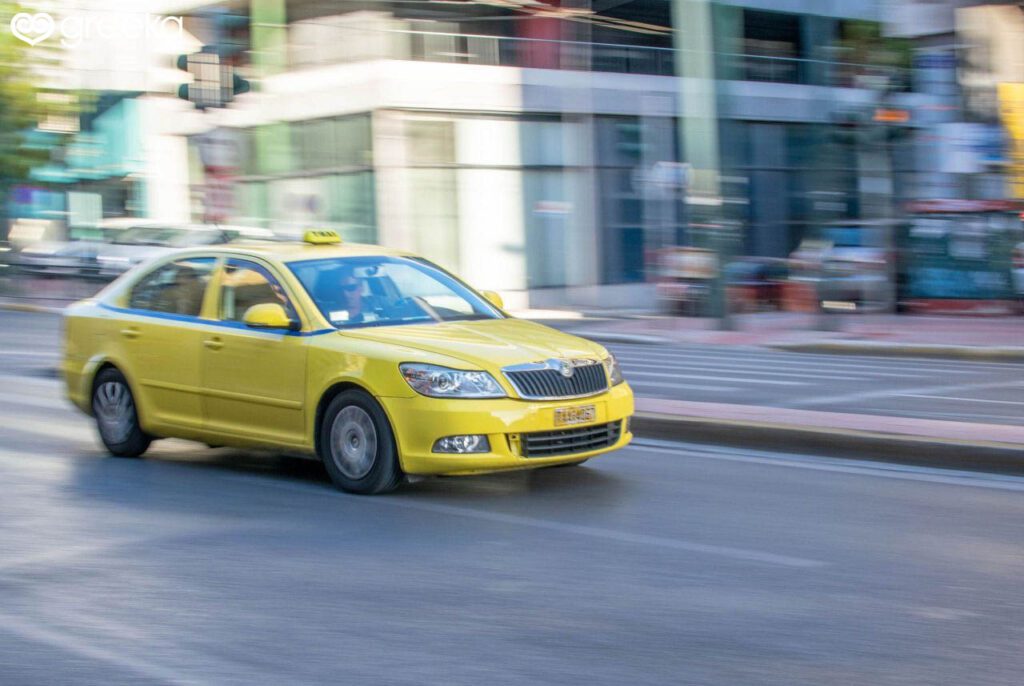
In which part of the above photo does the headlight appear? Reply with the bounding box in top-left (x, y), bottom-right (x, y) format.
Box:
top-left (400, 363), bottom-right (506, 399)
top-left (603, 354), bottom-right (624, 386)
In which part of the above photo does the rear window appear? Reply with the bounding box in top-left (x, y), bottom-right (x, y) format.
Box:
top-left (127, 257), bottom-right (215, 316)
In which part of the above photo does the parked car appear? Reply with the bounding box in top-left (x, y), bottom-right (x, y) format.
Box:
top-left (655, 246), bottom-right (718, 316)
top-left (724, 258), bottom-right (788, 312)
top-left (14, 240), bottom-right (105, 277)
top-left (95, 225), bottom-right (233, 276)
top-left (789, 223), bottom-right (894, 312)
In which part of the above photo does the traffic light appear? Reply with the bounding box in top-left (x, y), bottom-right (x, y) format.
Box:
top-left (176, 47), bottom-right (251, 110)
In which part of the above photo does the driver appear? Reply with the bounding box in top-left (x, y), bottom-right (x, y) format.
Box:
top-left (337, 266), bottom-right (364, 323)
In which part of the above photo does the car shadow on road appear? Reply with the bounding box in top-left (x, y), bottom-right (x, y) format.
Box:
top-left (400, 464), bottom-right (629, 506)
top-left (63, 441), bottom-right (630, 511)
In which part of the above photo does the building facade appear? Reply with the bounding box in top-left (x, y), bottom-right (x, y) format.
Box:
top-left (18, 0), bottom-right (958, 307)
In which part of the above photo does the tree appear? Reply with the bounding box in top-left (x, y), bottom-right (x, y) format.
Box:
top-left (0, 1), bottom-right (74, 235)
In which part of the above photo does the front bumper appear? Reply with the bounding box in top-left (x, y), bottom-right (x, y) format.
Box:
top-left (381, 382), bottom-right (634, 475)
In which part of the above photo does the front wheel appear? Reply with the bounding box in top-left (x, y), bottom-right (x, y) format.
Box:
top-left (92, 367), bottom-right (151, 458)
top-left (319, 390), bottom-right (403, 495)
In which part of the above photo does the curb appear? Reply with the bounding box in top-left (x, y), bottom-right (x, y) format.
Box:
top-left (632, 413), bottom-right (1024, 474)
top-left (0, 302), bottom-right (65, 315)
top-left (770, 341), bottom-right (1024, 362)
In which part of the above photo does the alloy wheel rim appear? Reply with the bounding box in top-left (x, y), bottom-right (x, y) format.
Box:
top-left (330, 406), bottom-right (377, 480)
top-left (94, 381), bottom-right (135, 444)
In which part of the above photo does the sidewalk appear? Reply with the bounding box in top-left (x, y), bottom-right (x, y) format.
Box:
top-left (555, 311), bottom-right (1024, 361)
top-left (0, 275), bottom-right (100, 313)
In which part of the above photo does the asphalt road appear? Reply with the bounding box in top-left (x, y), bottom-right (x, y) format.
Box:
top-left (1, 310), bottom-right (1024, 684)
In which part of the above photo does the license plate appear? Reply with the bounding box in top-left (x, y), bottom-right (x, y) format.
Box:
top-left (554, 405), bottom-right (596, 427)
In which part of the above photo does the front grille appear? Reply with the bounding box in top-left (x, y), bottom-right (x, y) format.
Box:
top-left (521, 421), bottom-right (622, 458)
top-left (505, 361), bottom-right (608, 400)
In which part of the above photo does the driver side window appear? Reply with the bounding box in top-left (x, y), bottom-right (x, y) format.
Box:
top-left (219, 259), bottom-right (297, 323)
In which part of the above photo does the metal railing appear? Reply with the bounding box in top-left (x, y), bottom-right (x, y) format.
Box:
top-left (288, 23), bottom-right (909, 89)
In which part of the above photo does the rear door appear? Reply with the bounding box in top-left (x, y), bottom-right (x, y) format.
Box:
top-left (119, 256), bottom-right (216, 430)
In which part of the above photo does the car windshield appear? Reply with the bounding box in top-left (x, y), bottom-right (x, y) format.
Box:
top-left (288, 256), bottom-right (504, 329)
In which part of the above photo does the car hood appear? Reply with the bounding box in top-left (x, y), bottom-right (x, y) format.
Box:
top-left (339, 318), bottom-right (607, 370)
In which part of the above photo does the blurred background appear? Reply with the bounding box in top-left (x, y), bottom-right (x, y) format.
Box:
top-left (2, 0), bottom-right (1024, 318)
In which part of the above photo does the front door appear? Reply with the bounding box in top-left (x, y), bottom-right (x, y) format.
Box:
top-left (200, 258), bottom-right (308, 447)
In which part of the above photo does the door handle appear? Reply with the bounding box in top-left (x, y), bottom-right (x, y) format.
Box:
top-left (203, 337), bottom-right (224, 351)
top-left (120, 327), bottom-right (141, 339)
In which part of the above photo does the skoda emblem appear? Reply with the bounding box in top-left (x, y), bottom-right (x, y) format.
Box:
top-left (558, 360), bottom-right (575, 378)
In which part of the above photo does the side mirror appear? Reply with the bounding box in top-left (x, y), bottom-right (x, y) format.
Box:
top-left (481, 290), bottom-right (504, 310)
top-left (243, 303), bottom-right (298, 331)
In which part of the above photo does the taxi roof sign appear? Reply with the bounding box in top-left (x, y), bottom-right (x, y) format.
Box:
top-left (303, 230), bottom-right (342, 245)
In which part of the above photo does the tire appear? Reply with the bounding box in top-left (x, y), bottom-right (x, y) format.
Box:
top-left (318, 389), bottom-right (403, 495)
top-left (92, 367), bottom-right (151, 458)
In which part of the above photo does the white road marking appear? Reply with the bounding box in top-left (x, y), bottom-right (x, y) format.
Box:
top-left (630, 439), bottom-right (1024, 492)
top-left (0, 613), bottom-right (198, 686)
top-left (0, 392), bottom-right (75, 412)
top-left (622, 360), bottom-right (867, 381)
top-left (0, 372), bottom-right (62, 389)
top-left (610, 347), bottom-right (978, 377)
top-left (625, 370), bottom-right (808, 386)
top-left (0, 350), bottom-right (59, 357)
top-left (606, 343), bottom-right (1019, 371)
top-left (0, 527), bottom-right (238, 574)
top-left (627, 381), bottom-right (741, 392)
top-left (851, 408), bottom-right (1020, 423)
top-left (783, 379), bottom-right (1024, 408)
top-left (0, 413), bottom-right (94, 440)
top-left (902, 394), bottom-right (1024, 407)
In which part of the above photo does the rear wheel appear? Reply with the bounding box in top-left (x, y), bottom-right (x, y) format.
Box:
top-left (319, 390), bottom-right (403, 495)
top-left (92, 367), bottom-right (151, 458)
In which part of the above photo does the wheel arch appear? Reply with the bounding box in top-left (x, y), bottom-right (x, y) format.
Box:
top-left (84, 357), bottom-right (146, 426)
top-left (313, 381), bottom-right (405, 470)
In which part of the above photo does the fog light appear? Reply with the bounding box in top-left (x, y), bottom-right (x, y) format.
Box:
top-left (433, 435), bottom-right (490, 454)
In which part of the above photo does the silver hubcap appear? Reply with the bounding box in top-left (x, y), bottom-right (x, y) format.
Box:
top-left (94, 381), bottom-right (135, 444)
top-left (330, 406), bottom-right (377, 480)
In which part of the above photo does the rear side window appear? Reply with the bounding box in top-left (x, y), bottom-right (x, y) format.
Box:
top-left (128, 258), bottom-right (215, 316)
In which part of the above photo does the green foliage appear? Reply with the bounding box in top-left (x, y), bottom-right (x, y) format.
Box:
top-left (839, 20), bottom-right (912, 71)
top-left (0, 1), bottom-right (84, 225)
top-left (0, 1), bottom-right (46, 188)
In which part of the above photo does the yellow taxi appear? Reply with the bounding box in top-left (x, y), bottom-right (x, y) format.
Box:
top-left (63, 231), bottom-right (634, 494)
